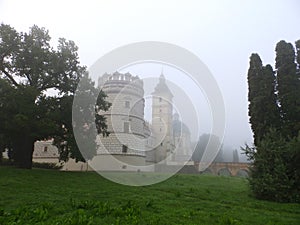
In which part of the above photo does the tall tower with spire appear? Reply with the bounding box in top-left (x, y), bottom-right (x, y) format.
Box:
top-left (151, 73), bottom-right (174, 162)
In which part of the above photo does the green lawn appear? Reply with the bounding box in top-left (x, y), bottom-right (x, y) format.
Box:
top-left (0, 167), bottom-right (299, 225)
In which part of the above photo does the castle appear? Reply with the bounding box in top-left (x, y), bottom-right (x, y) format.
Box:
top-left (90, 71), bottom-right (193, 171)
top-left (31, 71), bottom-right (193, 171)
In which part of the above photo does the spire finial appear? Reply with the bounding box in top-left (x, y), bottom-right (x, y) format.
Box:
top-left (160, 67), bottom-right (165, 80)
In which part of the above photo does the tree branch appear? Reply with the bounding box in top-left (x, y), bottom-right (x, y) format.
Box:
top-left (39, 84), bottom-right (60, 92)
top-left (0, 54), bottom-right (19, 87)
top-left (24, 73), bottom-right (33, 86)
top-left (1, 68), bottom-right (19, 87)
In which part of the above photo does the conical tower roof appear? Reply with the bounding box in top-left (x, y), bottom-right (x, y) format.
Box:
top-left (152, 73), bottom-right (173, 97)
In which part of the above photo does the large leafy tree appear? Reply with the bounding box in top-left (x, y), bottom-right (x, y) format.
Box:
top-left (275, 40), bottom-right (300, 138)
top-left (55, 73), bottom-right (111, 163)
top-left (0, 79), bottom-right (14, 163)
top-left (0, 24), bottom-right (110, 168)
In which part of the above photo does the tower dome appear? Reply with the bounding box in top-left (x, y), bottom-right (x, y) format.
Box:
top-left (172, 113), bottom-right (192, 162)
top-left (172, 113), bottom-right (191, 136)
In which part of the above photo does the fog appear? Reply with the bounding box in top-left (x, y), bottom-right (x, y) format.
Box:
top-left (1, 0), bottom-right (299, 161)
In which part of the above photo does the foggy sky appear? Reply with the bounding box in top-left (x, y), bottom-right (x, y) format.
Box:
top-left (1, 0), bottom-right (299, 159)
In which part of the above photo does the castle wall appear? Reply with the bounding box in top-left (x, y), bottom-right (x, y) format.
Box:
top-left (89, 154), bottom-right (147, 171)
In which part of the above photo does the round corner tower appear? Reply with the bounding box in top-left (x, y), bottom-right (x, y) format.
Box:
top-left (94, 72), bottom-right (147, 170)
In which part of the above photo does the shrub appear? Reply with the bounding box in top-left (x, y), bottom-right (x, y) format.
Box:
top-left (32, 162), bottom-right (63, 170)
top-left (243, 129), bottom-right (300, 202)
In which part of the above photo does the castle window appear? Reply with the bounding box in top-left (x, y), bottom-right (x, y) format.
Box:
top-left (125, 101), bottom-right (130, 108)
top-left (159, 109), bottom-right (162, 112)
top-left (160, 142), bottom-right (163, 146)
top-left (124, 122), bottom-right (130, 133)
top-left (43, 146), bottom-right (48, 152)
top-left (159, 97), bottom-right (162, 102)
top-left (122, 145), bottom-right (128, 153)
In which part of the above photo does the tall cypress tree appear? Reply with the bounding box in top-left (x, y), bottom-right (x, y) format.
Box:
top-left (295, 40), bottom-right (300, 69)
top-left (262, 64), bottom-right (281, 130)
top-left (245, 41), bottom-right (300, 202)
top-left (275, 41), bottom-right (300, 138)
top-left (248, 53), bottom-right (263, 145)
top-left (248, 54), bottom-right (280, 145)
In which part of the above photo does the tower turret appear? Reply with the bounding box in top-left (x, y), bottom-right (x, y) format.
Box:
top-left (151, 73), bottom-right (174, 162)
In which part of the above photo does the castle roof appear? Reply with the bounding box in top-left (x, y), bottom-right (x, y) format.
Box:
top-left (152, 74), bottom-right (173, 97)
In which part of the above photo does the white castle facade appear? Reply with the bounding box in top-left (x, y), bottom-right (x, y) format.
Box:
top-left (91, 72), bottom-right (193, 171)
top-left (30, 72), bottom-right (193, 171)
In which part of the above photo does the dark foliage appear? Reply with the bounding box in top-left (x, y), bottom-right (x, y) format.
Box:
top-left (275, 41), bottom-right (300, 138)
top-left (247, 54), bottom-right (280, 145)
top-left (246, 40), bottom-right (300, 202)
top-left (0, 24), bottom-right (110, 168)
top-left (243, 129), bottom-right (300, 202)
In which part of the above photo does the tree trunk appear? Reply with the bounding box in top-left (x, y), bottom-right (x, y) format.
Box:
top-left (12, 136), bottom-right (34, 169)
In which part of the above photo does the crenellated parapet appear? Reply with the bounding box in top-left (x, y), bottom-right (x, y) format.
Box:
top-left (99, 72), bottom-right (144, 98)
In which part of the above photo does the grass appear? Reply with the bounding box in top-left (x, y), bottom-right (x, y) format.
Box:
top-left (0, 166), bottom-right (299, 225)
